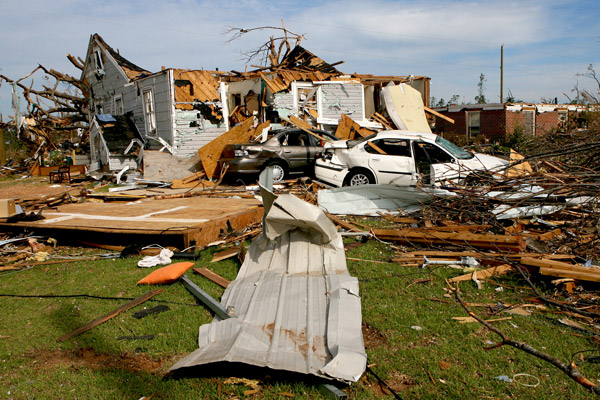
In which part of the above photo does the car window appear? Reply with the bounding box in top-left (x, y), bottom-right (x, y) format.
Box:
top-left (279, 131), bottom-right (309, 146)
top-left (414, 142), bottom-right (454, 163)
top-left (365, 139), bottom-right (411, 157)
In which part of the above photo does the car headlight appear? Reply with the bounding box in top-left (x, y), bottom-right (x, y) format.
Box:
top-left (234, 149), bottom-right (249, 157)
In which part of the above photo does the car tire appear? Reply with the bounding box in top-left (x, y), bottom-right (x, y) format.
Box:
top-left (265, 161), bottom-right (287, 182)
top-left (345, 169), bottom-right (375, 186)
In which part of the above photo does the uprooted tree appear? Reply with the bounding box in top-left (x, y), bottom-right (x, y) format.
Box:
top-left (0, 53), bottom-right (89, 159)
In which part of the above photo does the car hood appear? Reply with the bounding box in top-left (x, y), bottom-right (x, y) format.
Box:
top-left (462, 153), bottom-right (509, 171)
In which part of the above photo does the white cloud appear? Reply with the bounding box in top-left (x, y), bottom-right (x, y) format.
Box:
top-left (1, 0), bottom-right (599, 118)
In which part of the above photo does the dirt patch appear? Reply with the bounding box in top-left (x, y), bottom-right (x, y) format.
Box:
top-left (363, 369), bottom-right (417, 397)
top-left (0, 177), bottom-right (75, 200)
top-left (362, 322), bottom-right (388, 349)
top-left (27, 348), bottom-right (169, 375)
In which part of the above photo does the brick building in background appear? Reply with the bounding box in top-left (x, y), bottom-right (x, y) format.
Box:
top-left (432, 103), bottom-right (589, 142)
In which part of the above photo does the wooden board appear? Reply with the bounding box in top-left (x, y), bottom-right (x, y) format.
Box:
top-left (193, 267), bottom-right (230, 288)
top-left (211, 247), bottom-right (242, 263)
top-left (372, 228), bottom-right (526, 252)
top-left (448, 264), bottom-right (513, 283)
top-left (57, 289), bottom-right (163, 342)
top-left (522, 257), bottom-right (600, 283)
top-left (197, 118), bottom-right (256, 179)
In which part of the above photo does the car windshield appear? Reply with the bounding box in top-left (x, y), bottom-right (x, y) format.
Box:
top-left (435, 136), bottom-right (474, 160)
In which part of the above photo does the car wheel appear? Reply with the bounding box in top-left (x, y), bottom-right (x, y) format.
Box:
top-left (345, 169), bottom-right (375, 186)
top-left (266, 161), bottom-right (287, 182)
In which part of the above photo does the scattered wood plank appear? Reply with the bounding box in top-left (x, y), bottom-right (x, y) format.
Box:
top-left (448, 264), bottom-right (513, 283)
top-left (521, 257), bottom-right (600, 283)
top-left (325, 213), bottom-right (365, 233)
top-left (370, 112), bottom-right (394, 130)
top-left (372, 228), bottom-right (526, 252)
top-left (452, 316), bottom-right (512, 324)
top-left (334, 114), bottom-right (375, 140)
top-left (193, 267), bottom-right (230, 288)
top-left (289, 115), bottom-right (314, 131)
top-left (57, 289), bottom-right (163, 342)
top-left (367, 141), bottom-right (387, 155)
top-left (197, 118), bottom-right (256, 179)
top-left (285, 116), bottom-right (329, 142)
top-left (395, 250), bottom-right (574, 260)
top-left (2, 257), bottom-right (104, 269)
top-left (211, 247), bottom-right (242, 263)
top-left (181, 171), bottom-right (206, 184)
top-left (424, 106), bottom-right (455, 124)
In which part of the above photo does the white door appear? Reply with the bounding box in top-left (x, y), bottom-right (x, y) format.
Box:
top-left (365, 138), bottom-right (416, 185)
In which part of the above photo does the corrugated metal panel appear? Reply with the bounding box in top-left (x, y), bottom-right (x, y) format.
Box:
top-left (171, 193), bottom-right (366, 382)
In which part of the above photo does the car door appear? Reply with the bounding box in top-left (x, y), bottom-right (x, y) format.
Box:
top-left (365, 138), bottom-right (417, 185)
top-left (279, 130), bottom-right (311, 170)
top-left (412, 141), bottom-right (459, 185)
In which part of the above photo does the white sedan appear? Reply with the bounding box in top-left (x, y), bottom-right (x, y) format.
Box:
top-left (314, 131), bottom-right (508, 187)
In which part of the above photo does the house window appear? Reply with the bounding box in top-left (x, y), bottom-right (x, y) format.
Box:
top-left (142, 89), bottom-right (156, 136)
top-left (467, 111), bottom-right (480, 138)
top-left (114, 95), bottom-right (123, 115)
top-left (94, 48), bottom-right (104, 70)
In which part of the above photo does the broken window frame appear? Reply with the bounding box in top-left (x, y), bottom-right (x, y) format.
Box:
top-left (93, 48), bottom-right (104, 71)
top-left (142, 88), bottom-right (157, 136)
top-left (291, 81), bottom-right (316, 117)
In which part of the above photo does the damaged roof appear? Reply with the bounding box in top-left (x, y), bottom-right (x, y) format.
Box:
top-left (278, 45), bottom-right (342, 74)
top-left (172, 69), bottom-right (222, 106)
top-left (92, 34), bottom-right (151, 81)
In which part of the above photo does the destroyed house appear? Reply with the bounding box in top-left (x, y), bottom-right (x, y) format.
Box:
top-left (432, 103), bottom-right (591, 141)
top-left (82, 34), bottom-right (226, 163)
top-left (83, 34), bottom-right (430, 170)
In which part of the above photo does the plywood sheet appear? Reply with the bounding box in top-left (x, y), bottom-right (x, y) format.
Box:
top-left (32, 197), bottom-right (259, 231)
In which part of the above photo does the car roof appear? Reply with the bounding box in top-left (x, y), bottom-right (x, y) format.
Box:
top-left (271, 128), bottom-right (337, 140)
top-left (373, 130), bottom-right (438, 141)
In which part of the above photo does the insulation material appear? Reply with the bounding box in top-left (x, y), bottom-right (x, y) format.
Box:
top-left (382, 83), bottom-right (432, 132)
top-left (170, 188), bottom-right (367, 383)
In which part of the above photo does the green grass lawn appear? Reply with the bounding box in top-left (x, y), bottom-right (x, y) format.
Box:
top-left (1, 239), bottom-right (598, 399)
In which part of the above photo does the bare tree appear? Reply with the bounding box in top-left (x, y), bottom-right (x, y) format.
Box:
top-left (577, 64), bottom-right (600, 104)
top-left (224, 20), bottom-right (305, 68)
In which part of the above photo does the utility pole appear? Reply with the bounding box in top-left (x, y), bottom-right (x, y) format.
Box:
top-left (500, 45), bottom-right (504, 103)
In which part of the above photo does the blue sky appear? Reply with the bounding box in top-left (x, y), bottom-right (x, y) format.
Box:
top-left (1, 0), bottom-right (599, 121)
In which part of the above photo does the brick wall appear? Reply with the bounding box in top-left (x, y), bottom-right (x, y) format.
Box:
top-left (506, 110), bottom-right (525, 136)
top-left (535, 111), bottom-right (560, 135)
top-left (435, 111), bottom-right (466, 136)
top-left (480, 109), bottom-right (506, 141)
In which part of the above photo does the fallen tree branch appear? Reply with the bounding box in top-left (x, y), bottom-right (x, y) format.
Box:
top-left (450, 282), bottom-right (600, 394)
